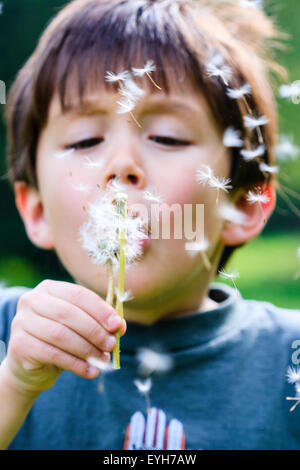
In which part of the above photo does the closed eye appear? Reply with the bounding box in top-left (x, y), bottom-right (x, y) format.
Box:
top-left (149, 136), bottom-right (191, 146)
top-left (66, 137), bottom-right (104, 151)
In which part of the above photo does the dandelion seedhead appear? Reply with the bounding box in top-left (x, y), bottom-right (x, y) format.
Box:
top-left (79, 193), bottom-right (147, 271)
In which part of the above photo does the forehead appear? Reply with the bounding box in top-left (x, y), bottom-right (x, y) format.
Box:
top-left (47, 82), bottom-right (219, 127)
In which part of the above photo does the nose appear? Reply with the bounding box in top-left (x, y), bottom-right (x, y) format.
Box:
top-left (102, 150), bottom-right (147, 191)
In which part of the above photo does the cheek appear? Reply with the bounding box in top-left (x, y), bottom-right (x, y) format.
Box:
top-left (38, 158), bottom-right (100, 240)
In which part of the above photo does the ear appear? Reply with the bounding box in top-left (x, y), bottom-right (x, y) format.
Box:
top-left (220, 184), bottom-right (276, 246)
top-left (14, 181), bottom-right (54, 250)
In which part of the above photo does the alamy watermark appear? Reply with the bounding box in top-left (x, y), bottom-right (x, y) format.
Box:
top-left (128, 202), bottom-right (205, 246)
top-left (291, 340), bottom-right (300, 365)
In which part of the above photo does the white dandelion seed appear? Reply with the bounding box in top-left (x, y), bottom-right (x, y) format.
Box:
top-left (72, 183), bottom-right (93, 192)
top-left (205, 52), bottom-right (233, 86)
top-left (275, 135), bottom-right (299, 162)
top-left (279, 82), bottom-right (300, 103)
top-left (259, 162), bottom-right (279, 174)
top-left (246, 189), bottom-right (270, 205)
top-left (104, 70), bottom-right (130, 82)
top-left (208, 176), bottom-right (232, 204)
top-left (218, 268), bottom-right (240, 280)
top-left (246, 188), bottom-right (270, 224)
top-left (53, 148), bottom-right (75, 159)
top-left (286, 366), bottom-right (300, 384)
top-left (223, 127), bottom-right (243, 148)
top-left (116, 97), bottom-right (137, 114)
top-left (119, 76), bottom-right (146, 101)
top-left (286, 365), bottom-right (300, 411)
top-left (226, 83), bottom-right (252, 100)
top-left (106, 177), bottom-right (127, 195)
top-left (115, 287), bottom-right (134, 302)
top-left (137, 347), bottom-right (174, 376)
top-left (83, 157), bottom-right (104, 169)
top-left (87, 356), bottom-right (115, 393)
top-left (143, 188), bottom-right (164, 204)
top-left (134, 377), bottom-right (152, 394)
top-left (208, 176), bottom-right (232, 193)
top-left (240, 144), bottom-right (266, 161)
top-left (243, 114), bottom-right (269, 130)
top-left (132, 60), bottom-right (162, 90)
top-left (134, 377), bottom-right (152, 414)
top-left (185, 238), bottom-right (211, 270)
top-left (218, 268), bottom-right (240, 295)
top-left (196, 164), bottom-right (214, 185)
top-left (239, 0), bottom-right (264, 9)
top-left (87, 356), bottom-right (115, 372)
top-left (132, 60), bottom-right (156, 77)
top-left (218, 202), bottom-right (247, 225)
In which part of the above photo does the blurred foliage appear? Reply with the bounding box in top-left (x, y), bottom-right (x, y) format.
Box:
top-left (0, 0), bottom-right (299, 306)
top-left (216, 231), bottom-right (300, 309)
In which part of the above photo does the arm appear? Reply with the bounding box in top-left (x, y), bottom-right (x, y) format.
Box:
top-left (0, 358), bottom-right (40, 450)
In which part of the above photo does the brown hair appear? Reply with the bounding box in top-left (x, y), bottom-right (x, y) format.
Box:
top-left (3, 0), bottom-right (286, 269)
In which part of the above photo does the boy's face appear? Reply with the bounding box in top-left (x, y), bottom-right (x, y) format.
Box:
top-left (17, 81), bottom-right (272, 323)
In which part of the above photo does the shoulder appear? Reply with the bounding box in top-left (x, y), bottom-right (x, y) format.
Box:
top-left (240, 296), bottom-right (300, 356)
top-left (0, 285), bottom-right (31, 344)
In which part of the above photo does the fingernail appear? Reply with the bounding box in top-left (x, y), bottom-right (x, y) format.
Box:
top-left (87, 365), bottom-right (99, 377)
top-left (107, 314), bottom-right (121, 330)
top-left (105, 335), bottom-right (116, 351)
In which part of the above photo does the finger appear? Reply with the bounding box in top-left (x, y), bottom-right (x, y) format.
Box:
top-left (14, 330), bottom-right (105, 379)
top-left (20, 309), bottom-right (116, 361)
top-left (28, 293), bottom-right (118, 353)
top-left (40, 280), bottom-right (123, 333)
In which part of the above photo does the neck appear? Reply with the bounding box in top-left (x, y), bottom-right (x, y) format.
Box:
top-left (123, 241), bottom-right (225, 325)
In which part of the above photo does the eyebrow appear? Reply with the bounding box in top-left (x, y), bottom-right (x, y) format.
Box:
top-left (56, 98), bottom-right (201, 119)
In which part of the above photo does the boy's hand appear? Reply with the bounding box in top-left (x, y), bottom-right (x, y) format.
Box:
top-left (2, 280), bottom-right (126, 396)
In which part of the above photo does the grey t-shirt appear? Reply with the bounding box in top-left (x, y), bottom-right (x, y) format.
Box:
top-left (1, 282), bottom-right (300, 450)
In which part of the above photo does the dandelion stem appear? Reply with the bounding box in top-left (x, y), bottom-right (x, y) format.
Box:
top-left (113, 197), bottom-right (127, 370)
top-left (146, 72), bottom-right (162, 90)
top-left (106, 259), bottom-right (115, 306)
top-left (201, 251), bottom-right (211, 271)
top-left (259, 201), bottom-right (266, 224)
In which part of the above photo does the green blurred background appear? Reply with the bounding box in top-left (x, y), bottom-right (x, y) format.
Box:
top-left (0, 0), bottom-right (299, 308)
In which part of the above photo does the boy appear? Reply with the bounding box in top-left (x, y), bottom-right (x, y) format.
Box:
top-left (1, 0), bottom-right (300, 450)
